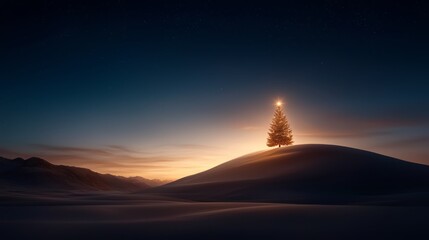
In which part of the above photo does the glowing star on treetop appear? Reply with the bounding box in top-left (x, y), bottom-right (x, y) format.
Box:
top-left (276, 100), bottom-right (282, 106)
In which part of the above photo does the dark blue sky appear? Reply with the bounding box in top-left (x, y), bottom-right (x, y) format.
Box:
top-left (1, 0), bottom-right (428, 178)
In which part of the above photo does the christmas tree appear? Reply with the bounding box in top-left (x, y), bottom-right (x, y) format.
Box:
top-left (267, 101), bottom-right (293, 147)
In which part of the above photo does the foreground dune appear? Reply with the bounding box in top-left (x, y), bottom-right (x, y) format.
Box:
top-left (1, 191), bottom-right (428, 240)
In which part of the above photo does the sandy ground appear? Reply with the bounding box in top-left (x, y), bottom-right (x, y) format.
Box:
top-left (1, 191), bottom-right (428, 240)
top-left (2, 145), bottom-right (429, 239)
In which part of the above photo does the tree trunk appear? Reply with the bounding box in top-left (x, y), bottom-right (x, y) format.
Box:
top-left (278, 144), bottom-right (281, 148)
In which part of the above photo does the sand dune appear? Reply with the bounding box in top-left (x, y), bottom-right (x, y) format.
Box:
top-left (1, 191), bottom-right (428, 240)
top-left (2, 145), bottom-right (429, 239)
top-left (151, 144), bottom-right (429, 204)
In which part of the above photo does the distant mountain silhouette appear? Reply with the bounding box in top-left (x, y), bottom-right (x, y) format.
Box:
top-left (0, 156), bottom-right (150, 191)
top-left (128, 176), bottom-right (171, 187)
top-left (150, 144), bottom-right (429, 204)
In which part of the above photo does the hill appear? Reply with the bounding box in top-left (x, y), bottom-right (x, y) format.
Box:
top-left (150, 144), bottom-right (429, 204)
top-left (0, 156), bottom-right (150, 191)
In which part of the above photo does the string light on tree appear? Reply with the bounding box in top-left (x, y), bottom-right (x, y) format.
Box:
top-left (267, 99), bottom-right (293, 148)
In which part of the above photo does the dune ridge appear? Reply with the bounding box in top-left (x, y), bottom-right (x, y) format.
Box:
top-left (150, 144), bottom-right (429, 204)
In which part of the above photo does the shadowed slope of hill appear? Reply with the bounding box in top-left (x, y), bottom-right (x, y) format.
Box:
top-left (150, 145), bottom-right (429, 204)
top-left (0, 157), bottom-right (150, 191)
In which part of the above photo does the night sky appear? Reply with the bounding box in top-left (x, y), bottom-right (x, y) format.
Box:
top-left (1, 1), bottom-right (428, 179)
